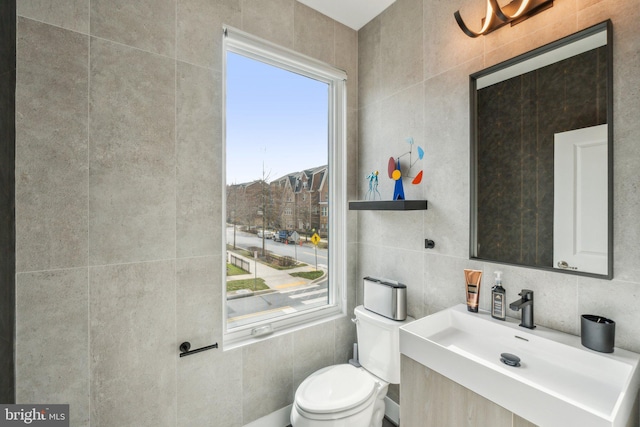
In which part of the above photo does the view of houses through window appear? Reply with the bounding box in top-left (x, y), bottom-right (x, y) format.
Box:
top-left (227, 165), bottom-right (328, 240)
top-left (224, 46), bottom-right (333, 333)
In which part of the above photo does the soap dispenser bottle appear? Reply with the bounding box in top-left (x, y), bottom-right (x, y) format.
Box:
top-left (491, 271), bottom-right (506, 320)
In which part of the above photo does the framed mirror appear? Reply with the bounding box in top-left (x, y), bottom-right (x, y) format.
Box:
top-left (469, 21), bottom-right (613, 279)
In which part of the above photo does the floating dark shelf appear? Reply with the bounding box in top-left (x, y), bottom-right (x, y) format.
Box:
top-left (348, 200), bottom-right (428, 211)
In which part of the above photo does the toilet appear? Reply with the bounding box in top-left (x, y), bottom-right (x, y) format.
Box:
top-left (290, 305), bottom-right (413, 427)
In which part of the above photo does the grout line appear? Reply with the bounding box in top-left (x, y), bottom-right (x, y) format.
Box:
top-left (15, 16), bottom-right (217, 72)
top-left (87, 1), bottom-right (92, 424)
top-left (15, 253), bottom-right (224, 275)
top-left (15, 15), bottom-right (88, 37)
top-left (173, 1), bottom-right (180, 426)
top-left (174, 0), bottom-right (178, 264)
top-left (174, 0), bottom-right (179, 424)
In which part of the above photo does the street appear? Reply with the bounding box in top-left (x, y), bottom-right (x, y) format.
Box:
top-left (226, 226), bottom-right (327, 267)
top-left (226, 227), bottom-right (330, 328)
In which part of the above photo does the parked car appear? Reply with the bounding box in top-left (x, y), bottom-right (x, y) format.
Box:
top-left (257, 229), bottom-right (274, 239)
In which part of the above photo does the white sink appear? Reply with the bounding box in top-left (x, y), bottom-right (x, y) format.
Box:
top-left (400, 304), bottom-right (640, 427)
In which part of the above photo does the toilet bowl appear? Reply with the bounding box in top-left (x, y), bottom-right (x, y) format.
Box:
top-left (291, 305), bottom-right (413, 427)
top-left (290, 364), bottom-right (387, 427)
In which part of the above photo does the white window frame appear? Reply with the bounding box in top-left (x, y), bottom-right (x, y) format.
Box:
top-left (221, 26), bottom-right (348, 350)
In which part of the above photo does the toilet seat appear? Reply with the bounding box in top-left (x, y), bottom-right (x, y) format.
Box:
top-left (295, 364), bottom-right (377, 416)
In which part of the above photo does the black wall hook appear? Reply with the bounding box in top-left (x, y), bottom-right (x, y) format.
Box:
top-left (179, 341), bottom-right (218, 357)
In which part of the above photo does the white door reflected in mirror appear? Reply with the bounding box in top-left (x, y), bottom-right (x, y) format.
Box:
top-left (553, 124), bottom-right (608, 275)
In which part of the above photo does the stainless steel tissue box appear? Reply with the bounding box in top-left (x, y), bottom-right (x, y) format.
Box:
top-left (363, 276), bottom-right (407, 320)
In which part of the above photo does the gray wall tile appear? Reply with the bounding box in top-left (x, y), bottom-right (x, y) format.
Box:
top-left (334, 315), bottom-right (357, 365)
top-left (90, 261), bottom-right (176, 427)
top-left (176, 0), bottom-right (241, 70)
top-left (241, 0), bottom-right (294, 49)
top-left (334, 23), bottom-right (359, 113)
top-left (176, 257), bottom-right (234, 427)
top-left (294, 3), bottom-right (335, 65)
top-left (176, 256), bottom-right (222, 343)
top-left (356, 244), bottom-right (385, 305)
top-left (176, 63), bottom-right (220, 258)
top-left (90, 0), bottom-right (175, 57)
top-left (177, 348), bottom-right (243, 427)
top-left (358, 103), bottom-right (388, 199)
top-left (15, 17), bottom-right (88, 272)
top-left (293, 322), bottom-right (335, 391)
top-left (378, 0), bottom-right (423, 100)
top-left (358, 18), bottom-right (381, 109)
top-left (16, 269), bottom-right (90, 427)
top-left (422, 59), bottom-right (482, 258)
top-left (242, 334), bottom-right (293, 424)
top-left (18, 0), bottom-right (88, 34)
top-left (611, 4), bottom-right (640, 283)
top-left (423, 0), bottom-right (483, 79)
top-left (14, 0), bottom-right (359, 424)
top-left (423, 254), bottom-right (482, 314)
top-left (346, 110), bottom-right (360, 197)
top-left (374, 211), bottom-right (425, 253)
top-left (89, 38), bottom-right (176, 265)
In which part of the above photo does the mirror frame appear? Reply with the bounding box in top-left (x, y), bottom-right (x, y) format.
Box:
top-left (469, 20), bottom-right (613, 279)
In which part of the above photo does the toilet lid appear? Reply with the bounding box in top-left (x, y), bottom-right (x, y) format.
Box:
top-left (295, 364), bottom-right (376, 414)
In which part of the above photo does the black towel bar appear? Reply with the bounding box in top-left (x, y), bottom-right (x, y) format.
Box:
top-left (179, 341), bottom-right (218, 357)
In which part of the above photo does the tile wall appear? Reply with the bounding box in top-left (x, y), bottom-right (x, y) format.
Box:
top-left (14, 1), bottom-right (358, 425)
top-left (357, 0), bottom-right (640, 401)
top-left (356, 0), bottom-right (640, 408)
top-left (14, 0), bottom-right (640, 423)
top-left (0, 0), bottom-right (15, 404)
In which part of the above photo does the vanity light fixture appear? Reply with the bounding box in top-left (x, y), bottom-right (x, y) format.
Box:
top-left (455, 0), bottom-right (553, 38)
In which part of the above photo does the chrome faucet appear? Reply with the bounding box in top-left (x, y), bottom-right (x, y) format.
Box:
top-left (509, 289), bottom-right (535, 329)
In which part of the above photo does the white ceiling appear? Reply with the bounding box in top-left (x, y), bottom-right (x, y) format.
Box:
top-left (296, 0), bottom-right (396, 30)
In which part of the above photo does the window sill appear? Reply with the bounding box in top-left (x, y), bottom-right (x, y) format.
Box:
top-left (222, 305), bottom-right (346, 351)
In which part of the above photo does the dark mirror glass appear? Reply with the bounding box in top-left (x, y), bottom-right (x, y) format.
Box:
top-left (470, 21), bottom-right (612, 278)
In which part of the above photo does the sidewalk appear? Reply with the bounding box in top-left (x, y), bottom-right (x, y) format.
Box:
top-left (227, 251), bottom-right (326, 291)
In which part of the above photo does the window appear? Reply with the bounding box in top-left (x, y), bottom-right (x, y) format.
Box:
top-left (223, 27), bottom-right (347, 349)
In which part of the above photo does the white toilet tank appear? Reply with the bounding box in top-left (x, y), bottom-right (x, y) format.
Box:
top-left (355, 305), bottom-right (413, 384)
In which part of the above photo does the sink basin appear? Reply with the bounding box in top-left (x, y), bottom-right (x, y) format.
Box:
top-left (400, 304), bottom-right (640, 427)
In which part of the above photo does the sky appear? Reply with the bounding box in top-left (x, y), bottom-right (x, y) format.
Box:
top-left (226, 52), bottom-right (329, 185)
